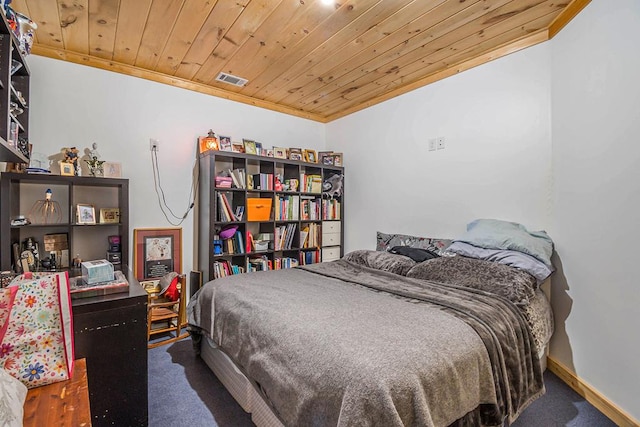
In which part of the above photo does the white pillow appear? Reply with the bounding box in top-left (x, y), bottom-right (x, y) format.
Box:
top-left (0, 368), bottom-right (27, 427)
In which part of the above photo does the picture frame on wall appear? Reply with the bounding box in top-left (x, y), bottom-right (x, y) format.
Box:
top-left (76, 204), bottom-right (96, 225)
top-left (133, 228), bottom-right (182, 280)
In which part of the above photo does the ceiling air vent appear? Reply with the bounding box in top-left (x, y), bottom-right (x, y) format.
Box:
top-left (215, 72), bottom-right (248, 87)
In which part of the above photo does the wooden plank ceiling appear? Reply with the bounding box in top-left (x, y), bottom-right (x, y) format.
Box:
top-left (14, 0), bottom-right (589, 122)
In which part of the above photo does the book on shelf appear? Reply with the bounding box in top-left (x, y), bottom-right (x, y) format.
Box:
top-left (300, 174), bottom-right (322, 193)
top-left (275, 194), bottom-right (300, 220)
top-left (217, 193), bottom-right (235, 222)
top-left (228, 168), bottom-right (246, 189)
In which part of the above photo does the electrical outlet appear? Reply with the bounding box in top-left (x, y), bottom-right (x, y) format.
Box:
top-left (428, 138), bottom-right (437, 151)
top-left (150, 139), bottom-right (160, 151)
top-left (436, 137), bottom-right (445, 150)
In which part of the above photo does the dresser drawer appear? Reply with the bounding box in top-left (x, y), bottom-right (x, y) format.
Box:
top-left (322, 247), bottom-right (341, 262)
top-left (322, 232), bottom-right (341, 247)
top-left (322, 221), bottom-right (341, 233)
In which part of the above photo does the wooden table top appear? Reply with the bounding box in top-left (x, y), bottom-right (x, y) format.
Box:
top-left (23, 358), bottom-right (92, 426)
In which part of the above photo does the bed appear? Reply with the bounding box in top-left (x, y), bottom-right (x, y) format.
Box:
top-left (188, 220), bottom-right (555, 427)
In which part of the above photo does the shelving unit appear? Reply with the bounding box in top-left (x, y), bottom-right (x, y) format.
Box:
top-left (0, 173), bottom-right (129, 273)
top-left (0, 10), bottom-right (30, 164)
top-left (197, 150), bottom-right (344, 282)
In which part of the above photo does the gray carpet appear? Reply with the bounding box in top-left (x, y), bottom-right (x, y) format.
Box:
top-left (148, 339), bottom-right (616, 427)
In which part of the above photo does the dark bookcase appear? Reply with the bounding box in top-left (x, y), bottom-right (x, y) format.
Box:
top-left (197, 150), bottom-right (344, 282)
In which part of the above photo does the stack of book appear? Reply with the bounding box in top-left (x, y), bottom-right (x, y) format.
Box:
top-left (215, 175), bottom-right (233, 188)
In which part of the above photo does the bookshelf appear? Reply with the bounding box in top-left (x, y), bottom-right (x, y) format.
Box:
top-left (197, 150), bottom-right (344, 282)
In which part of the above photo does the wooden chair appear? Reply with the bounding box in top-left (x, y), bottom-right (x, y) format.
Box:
top-left (147, 273), bottom-right (188, 348)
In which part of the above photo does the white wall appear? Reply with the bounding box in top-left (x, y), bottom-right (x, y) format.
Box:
top-left (27, 56), bottom-right (325, 277)
top-left (326, 0), bottom-right (640, 420)
top-left (326, 43), bottom-right (553, 252)
top-left (550, 0), bottom-right (640, 420)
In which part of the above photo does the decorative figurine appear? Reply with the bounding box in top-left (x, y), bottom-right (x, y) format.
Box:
top-left (63, 147), bottom-right (80, 175)
top-left (85, 142), bottom-right (105, 177)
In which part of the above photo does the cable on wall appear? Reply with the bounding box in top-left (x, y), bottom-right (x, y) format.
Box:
top-left (150, 146), bottom-right (199, 226)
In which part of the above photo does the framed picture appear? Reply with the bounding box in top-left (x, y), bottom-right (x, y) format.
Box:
top-left (289, 148), bottom-right (303, 161)
top-left (322, 155), bottom-right (335, 166)
top-left (318, 151), bottom-right (333, 164)
top-left (243, 139), bottom-right (257, 155)
top-left (99, 208), bottom-right (120, 224)
top-left (232, 143), bottom-right (245, 153)
top-left (76, 204), bottom-right (96, 225)
top-left (255, 142), bottom-right (263, 156)
top-left (60, 161), bottom-right (75, 176)
top-left (332, 153), bottom-right (343, 166)
top-left (103, 162), bottom-right (122, 178)
top-left (133, 228), bottom-right (182, 280)
top-left (265, 149), bottom-right (274, 157)
top-left (273, 147), bottom-right (287, 159)
top-left (219, 136), bottom-right (232, 151)
top-left (303, 149), bottom-right (317, 163)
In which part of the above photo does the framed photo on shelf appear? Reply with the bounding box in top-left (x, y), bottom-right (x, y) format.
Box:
top-left (289, 148), bottom-right (303, 161)
top-left (103, 162), bottom-right (122, 178)
top-left (318, 151), bottom-right (333, 164)
top-left (76, 204), bottom-right (96, 225)
top-left (303, 149), bottom-right (317, 163)
top-left (265, 149), bottom-right (274, 157)
top-left (255, 142), bottom-right (263, 156)
top-left (232, 143), bottom-right (245, 153)
top-left (273, 147), bottom-right (287, 159)
top-left (99, 208), bottom-right (120, 224)
top-left (243, 139), bottom-right (257, 155)
top-left (219, 136), bottom-right (232, 151)
top-left (332, 153), bottom-right (343, 166)
top-left (322, 155), bottom-right (334, 166)
top-left (60, 161), bottom-right (75, 176)
top-left (133, 228), bottom-right (182, 280)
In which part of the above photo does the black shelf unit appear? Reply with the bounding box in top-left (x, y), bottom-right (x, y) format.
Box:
top-left (197, 150), bottom-right (344, 282)
top-left (0, 10), bottom-right (29, 164)
top-left (0, 172), bottom-right (129, 272)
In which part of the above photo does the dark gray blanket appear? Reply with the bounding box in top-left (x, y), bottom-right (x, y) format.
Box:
top-left (188, 260), bottom-right (543, 426)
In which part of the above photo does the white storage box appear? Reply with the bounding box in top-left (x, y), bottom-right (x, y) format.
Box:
top-left (81, 259), bottom-right (115, 284)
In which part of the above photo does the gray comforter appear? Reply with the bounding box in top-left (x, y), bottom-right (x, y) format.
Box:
top-left (188, 260), bottom-right (544, 426)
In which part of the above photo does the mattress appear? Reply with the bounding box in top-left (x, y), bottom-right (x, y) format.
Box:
top-left (194, 265), bottom-right (554, 427)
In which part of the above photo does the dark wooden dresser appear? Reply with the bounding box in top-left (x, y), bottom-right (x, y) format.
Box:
top-left (71, 267), bottom-right (148, 426)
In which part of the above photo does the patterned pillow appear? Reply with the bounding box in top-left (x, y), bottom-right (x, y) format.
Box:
top-left (376, 231), bottom-right (452, 254)
top-left (343, 250), bottom-right (417, 276)
top-left (406, 255), bottom-right (537, 306)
